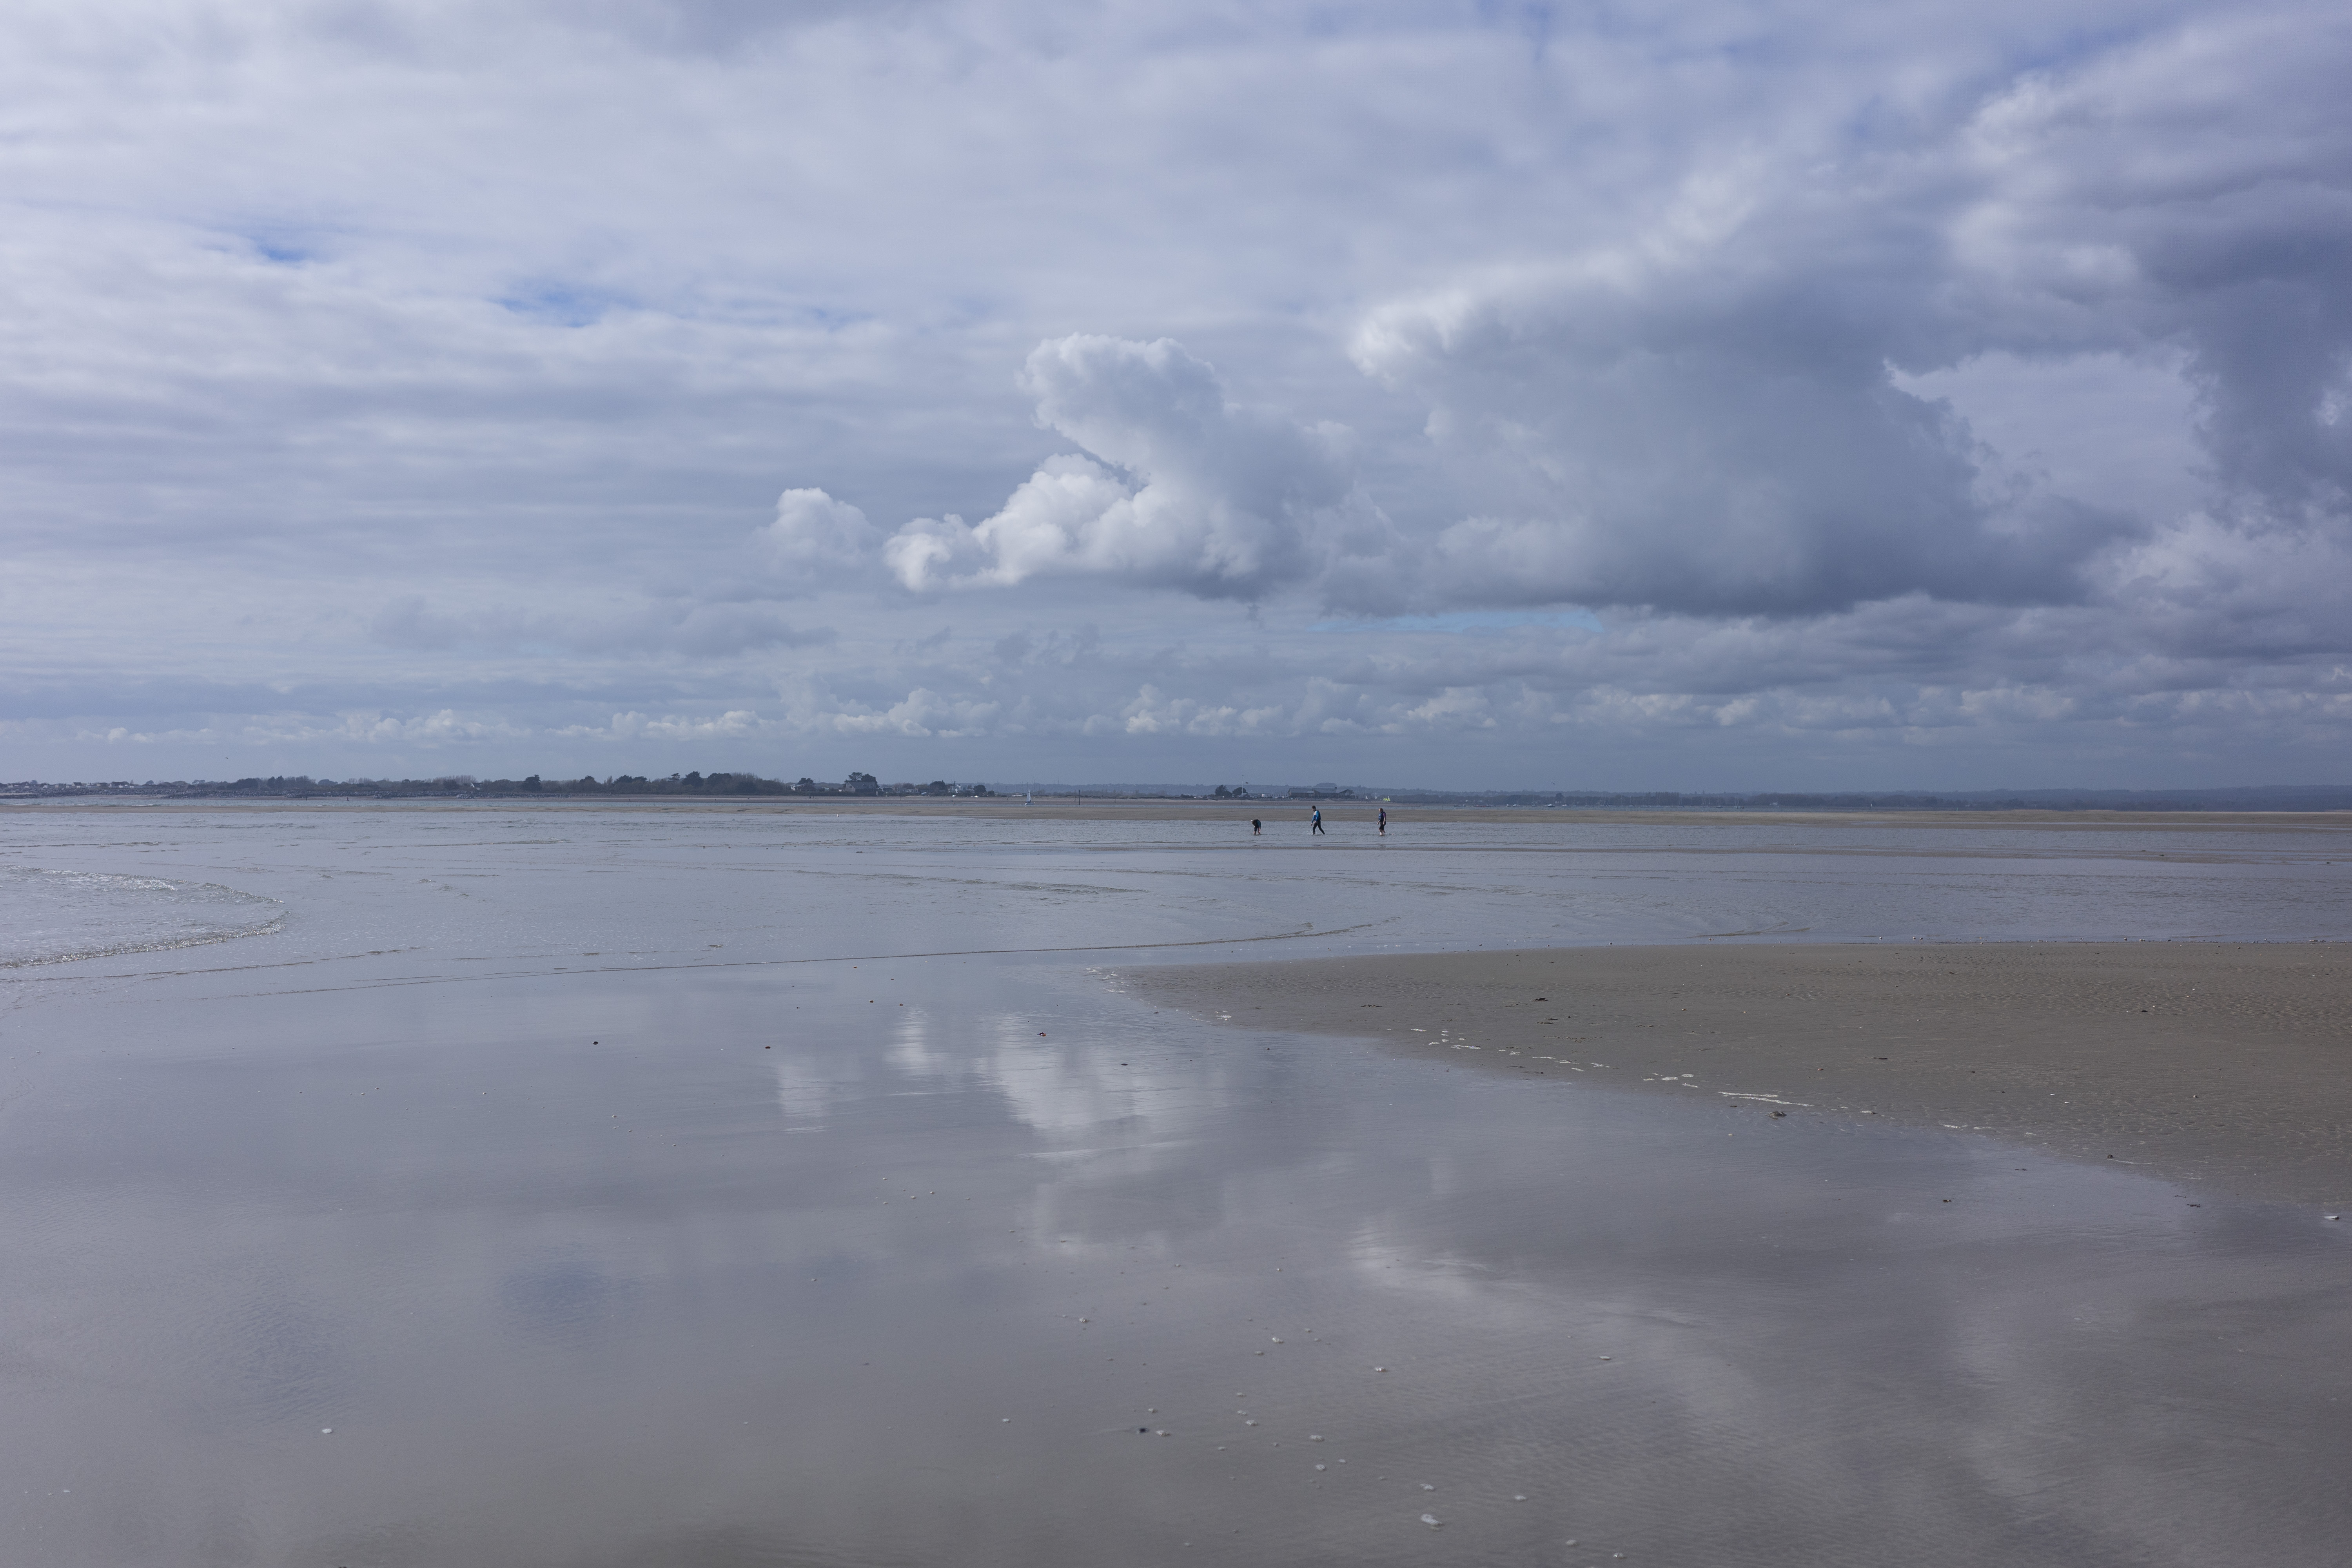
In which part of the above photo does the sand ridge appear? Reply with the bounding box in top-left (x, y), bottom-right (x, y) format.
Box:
top-left (1127, 942), bottom-right (2352, 1207)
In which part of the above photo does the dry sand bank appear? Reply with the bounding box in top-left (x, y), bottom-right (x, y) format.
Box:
top-left (1128, 942), bottom-right (2352, 1206)
top-left (10, 797), bottom-right (2352, 832)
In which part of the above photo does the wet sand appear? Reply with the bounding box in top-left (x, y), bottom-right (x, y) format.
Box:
top-left (7, 810), bottom-right (2352, 1563)
top-left (1130, 942), bottom-right (2352, 1206)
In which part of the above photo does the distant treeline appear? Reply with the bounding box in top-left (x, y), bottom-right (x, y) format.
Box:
top-left (6, 779), bottom-right (2348, 810)
top-left (2, 771), bottom-right (995, 799)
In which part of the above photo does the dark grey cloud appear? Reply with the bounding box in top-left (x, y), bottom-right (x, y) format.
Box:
top-left (1334, 15), bottom-right (2352, 619)
top-left (1351, 275), bottom-right (2141, 615)
top-left (1993, 18), bottom-right (2352, 526)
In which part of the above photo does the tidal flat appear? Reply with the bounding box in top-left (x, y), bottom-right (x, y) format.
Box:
top-left (1130, 941), bottom-right (2352, 1205)
top-left (1, 802), bottom-right (2347, 1566)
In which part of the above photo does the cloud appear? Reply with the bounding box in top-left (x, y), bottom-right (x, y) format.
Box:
top-left (5, 1), bottom-right (2350, 785)
top-left (760, 489), bottom-right (884, 585)
top-left (881, 336), bottom-right (1379, 600)
top-left (542, 0), bottom-right (920, 57)
top-left (1352, 270), bottom-right (2143, 616)
top-left (1953, 13), bottom-right (2352, 527)
top-left (65, 708), bottom-right (537, 750)
top-left (1114, 685), bottom-right (1284, 738)
top-left (1309, 8), bottom-right (2351, 630)
top-left (593, 708), bottom-right (766, 740)
top-left (370, 596), bottom-right (833, 656)
top-left (824, 687), bottom-right (1001, 738)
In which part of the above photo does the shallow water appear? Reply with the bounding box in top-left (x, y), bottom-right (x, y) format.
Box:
top-left (2, 807), bottom-right (2348, 1566)
top-left (0, 864), bottom-right (280, 967)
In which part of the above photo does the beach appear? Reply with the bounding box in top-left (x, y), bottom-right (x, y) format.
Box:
top-left (1131, 941), bottom-right (2352, 1206)
top-left (4, 805), bottom-right (2349, 1564)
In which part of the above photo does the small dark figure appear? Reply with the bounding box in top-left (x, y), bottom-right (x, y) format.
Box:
top-left (1378, 807), bottom-right (1387, 835)
top-left (1252, 818), bottom-right (1261, 834)
top-left (1310, 806), bottom-right (1325, 835)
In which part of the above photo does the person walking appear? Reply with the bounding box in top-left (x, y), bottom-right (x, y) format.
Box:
top-left (1378, 807), bottom-right (1387, 836)
top-left (1310, 806), bottom-right (1325, 835)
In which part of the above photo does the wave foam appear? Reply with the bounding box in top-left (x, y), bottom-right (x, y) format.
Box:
top-left (0, 867), bottom-right (283, 968)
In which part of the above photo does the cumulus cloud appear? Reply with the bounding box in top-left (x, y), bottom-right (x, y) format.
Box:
top-left (1955, 13), bottom-right (2352, 526)
top-left (1305, 8), bottom-right (2352, 631)
top-left (760, 489), bottom-right (884, 583)
top-left (593, 708), bottom-right (766, 740)
top-left (1350, 269), bottom-right (2141, 616)
top-left (881, 336), bottom-right (1380, 600)
top-left (820, 687), bottom-right (1002, 738)
top-left (835, 9), bottom-right (2352, 630)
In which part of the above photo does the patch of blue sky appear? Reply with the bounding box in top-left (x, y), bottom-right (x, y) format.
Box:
top-left (229, 227), bottom-right (324, 265)
top-left (495, 283), bottom-right (634, 327)
top-left (1310, 610), bottom-right (1603, 634)
top-left (799, 303), bottom-right (875, 330)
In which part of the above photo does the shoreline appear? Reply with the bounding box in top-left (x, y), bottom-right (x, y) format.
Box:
top-left (7, 797), bottom-right (2351, 831)
top-left (1125, 942), bottom-right (2352, 1207)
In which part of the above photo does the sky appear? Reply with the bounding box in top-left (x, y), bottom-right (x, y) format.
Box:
top-left (4, 0), bottom-right (2349, 790)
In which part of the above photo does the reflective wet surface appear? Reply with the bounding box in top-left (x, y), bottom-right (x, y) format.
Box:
top-left (2, 808), bottom-right (2348, 1565)
top-left (0, 864), bottom-right (281, 968)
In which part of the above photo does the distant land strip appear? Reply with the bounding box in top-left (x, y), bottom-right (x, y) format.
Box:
top-left (8, 774), bottom-right (2352, 812)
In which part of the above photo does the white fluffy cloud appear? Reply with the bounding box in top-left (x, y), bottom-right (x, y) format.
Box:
top-left (763, 489), bottom-right (880, 570)
top-left (881, 336), bottom-right (1375, 599)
